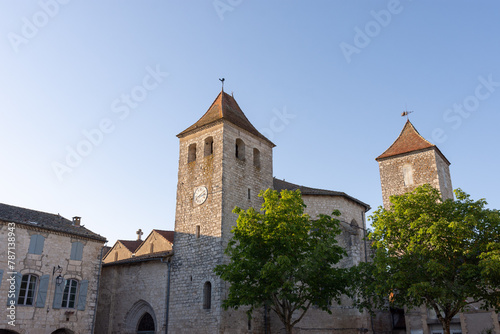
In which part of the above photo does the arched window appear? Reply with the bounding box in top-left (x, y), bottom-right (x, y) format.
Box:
top-left (204, 136), bottom-right (214, 157)
top-left (137, 312), bottom-right (155, 334)
top-left (350, 219), bottom-right (359, 234)
top-left (203, 281), bottom-right (212, 309)
top-left (18, 274), bottom-right (38, 306)
top-left (188, 143), bottom-right (197, 163)
top-left (253, 148), bottom-right (260, 168)
top-left (235, 139), bottom-right (245, 160)
top-left (402, 164), bottom-right (414, 186)
top-left (62, 279), bottom-right (78, 308)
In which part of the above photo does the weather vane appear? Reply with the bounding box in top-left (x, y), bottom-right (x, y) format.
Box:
top-left (219, 78), bottom-right (225, 91)
top-left (401, 108), bottom-right (413, 120)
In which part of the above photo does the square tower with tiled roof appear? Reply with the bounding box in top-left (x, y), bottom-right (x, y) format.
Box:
top-left (169, 89), bottom-right (274, 333)
top-left (376, 120), bottom-right (453, 208)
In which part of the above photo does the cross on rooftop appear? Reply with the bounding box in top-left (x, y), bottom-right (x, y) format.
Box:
top-left (136, 229), bottom-right (143, 240)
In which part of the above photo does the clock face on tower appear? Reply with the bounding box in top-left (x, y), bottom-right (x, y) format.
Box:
top-left (193, 186), bottom-right (208, 205)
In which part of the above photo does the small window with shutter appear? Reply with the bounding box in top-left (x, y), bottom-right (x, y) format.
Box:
top-left (28, 234), bottom-right (45, 255)
top-left (70, 242), bottom-right (84, 261)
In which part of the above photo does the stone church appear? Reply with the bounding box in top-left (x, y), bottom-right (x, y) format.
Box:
top-left (94, 89), bottom-right (499, 334)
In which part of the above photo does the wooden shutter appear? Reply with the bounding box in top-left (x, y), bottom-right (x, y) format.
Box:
top-left (52, 278), bottom-right (65, 309)
top-left (36, 274), bottom-right (50, 308)
top-left (77, 280), bottom-right (89, 311)
top-left (70, 242), bottom-right (84, 261)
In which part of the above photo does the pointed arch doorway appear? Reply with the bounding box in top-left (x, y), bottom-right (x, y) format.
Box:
top-left (137, 312), bottom-right (155, 334)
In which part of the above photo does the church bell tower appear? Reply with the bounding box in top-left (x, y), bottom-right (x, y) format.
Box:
top-left (376, 120), bottom-right (453, 208)
top-left (168, 89), bottom-right (275, 333)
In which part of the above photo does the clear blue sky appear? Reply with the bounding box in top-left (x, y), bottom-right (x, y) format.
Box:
top-left (1, 1), bottom-right (499, 245)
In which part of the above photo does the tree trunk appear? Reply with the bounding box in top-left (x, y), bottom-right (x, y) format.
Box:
top-left (442, 317), bottom-right (451, 334)
top-left (285, 322), bottom-right (293, 334)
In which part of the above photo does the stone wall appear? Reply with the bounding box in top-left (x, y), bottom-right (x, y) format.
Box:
top-left (378, 148), bottom-right (453, 208)
top-left (219, 121), bottom-right (274, 334)
top-left (267, 195), bottom-right (374, 334)
top-left (0, 221), bottom-right (104, 334)
top-left (95, 259), bottom-right (170, 334)
top-left (169, 120), bottom-right (274, 334)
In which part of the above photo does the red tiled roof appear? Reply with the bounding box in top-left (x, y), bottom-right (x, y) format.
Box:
top-left (376, 120), bottom-right (437, 161)
top-left (177, 91), bottom-right (275, 147)
top-left (154, 229), bottom-right (174, 244)
top-left (102, 250), bottom-right (173, 267)
top-left (118, 240), bottom-right (143, 253)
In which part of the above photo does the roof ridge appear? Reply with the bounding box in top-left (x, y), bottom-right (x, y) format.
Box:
top-left (0, 202), bottom-right (70, 222)
top-left (177, 90), bottom-right (275, 146)
top-left (375, 120), bottom-right (436, 161)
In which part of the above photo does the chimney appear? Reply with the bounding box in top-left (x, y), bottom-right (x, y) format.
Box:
top-left (73, 217), bottom-right (81, 226)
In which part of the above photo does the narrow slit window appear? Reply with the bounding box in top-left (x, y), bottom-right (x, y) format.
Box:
top-left (248, 188), bottom-right (251, 200)
top-left (253, 148), bottom-right (260, 168)
top-left (203, 281), bottom-right (212, 309)
top-left (204, 137), bottom-right (214, 157)
top-left (188, 143), bottom-right (197, 163)
top-left (402, 164), bottom-right (414, 186)
top-left (235, 139), bottom-right (245, 160)
top-left (196, 225), bottom-right (201, 239)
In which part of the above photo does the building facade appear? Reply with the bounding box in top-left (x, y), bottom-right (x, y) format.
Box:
top-left (166, 90), bottom-right (377, 333)
top-left (0, 203), bottom-right (106, 334)
top-left (96, 229), bottom-right (174, 334)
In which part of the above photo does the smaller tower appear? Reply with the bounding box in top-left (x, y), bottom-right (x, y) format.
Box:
top-left (376, 120), bottom-right (453, 208)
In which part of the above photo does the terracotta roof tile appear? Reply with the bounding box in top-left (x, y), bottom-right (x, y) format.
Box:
top-left (103, 250), bottom-right (172, 267)
top-left (273, 178), bottom-right (370, 211)
top-left (154, 229), bottom-right (174, 244)
top-left (177, 91), bottom-right (275, 147)
top-left (376, 120), bottom-right (437, 161)
top-left (118, 240), bottom-right (143, 253)
top-left (0, 203), bottom-right (106, 242)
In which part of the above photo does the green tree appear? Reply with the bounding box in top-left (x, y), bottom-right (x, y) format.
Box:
top-left (215, 189), bottom-right (349, 334)
top-left (352, 184), bottom-right (500, 334)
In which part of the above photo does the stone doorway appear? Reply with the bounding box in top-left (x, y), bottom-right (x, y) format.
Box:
top-left (137, 312), bottom-right (155, 334)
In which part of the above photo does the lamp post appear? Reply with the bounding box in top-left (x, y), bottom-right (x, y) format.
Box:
top-left (53, 265), bottom-right (63, 285)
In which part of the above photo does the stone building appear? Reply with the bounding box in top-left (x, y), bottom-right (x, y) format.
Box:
top-left (167, 89), bottom-right (376, 333)
top-left (376, 120), bottom-right (500, 334)
top-left (0, 203), bottom-right (106, 334)
top-left (96, 229), bottom-right (174, 334)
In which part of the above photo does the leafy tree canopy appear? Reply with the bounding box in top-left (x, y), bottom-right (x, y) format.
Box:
top-left (215, 189), bottom-right (349, 334)
top-left (352, 184), bottom-right (500, 334)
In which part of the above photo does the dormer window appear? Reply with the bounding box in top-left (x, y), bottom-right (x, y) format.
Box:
top-left (235, 139), bottom-right (245, 160)
top-left (204, 137), bottom-right (214, 157)
top-left (188, 143), bottom-right (197, 163)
